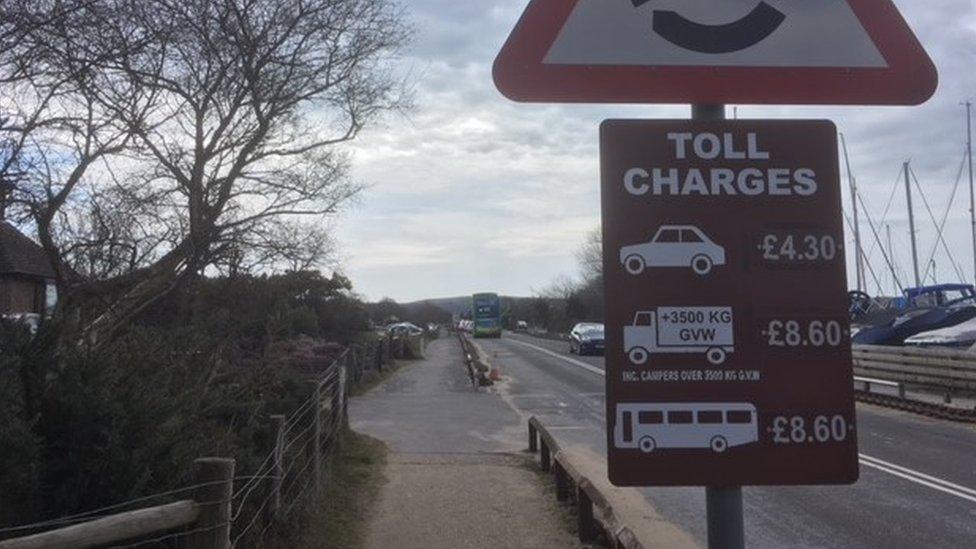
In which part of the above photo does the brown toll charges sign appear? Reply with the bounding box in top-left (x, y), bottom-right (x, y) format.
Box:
top-left (601, 120), bottom-right (859, 487)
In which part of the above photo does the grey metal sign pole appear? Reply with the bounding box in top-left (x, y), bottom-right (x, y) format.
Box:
top-left (706, 486), bottom-right (745, 549)
top-left (690, 102), bottom-right (746, 549)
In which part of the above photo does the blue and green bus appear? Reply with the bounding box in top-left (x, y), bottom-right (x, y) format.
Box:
top-left (472, 293), bottom-right (502, 338)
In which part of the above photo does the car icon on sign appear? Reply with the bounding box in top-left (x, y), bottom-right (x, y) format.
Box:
top-left (620, 225), bottom-right (726, 276)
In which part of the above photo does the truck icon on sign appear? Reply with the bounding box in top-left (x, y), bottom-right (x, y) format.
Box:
top-left (625, 307), bottom-right (734, 366)
top-left (620, 225), bottom-right (726, 276)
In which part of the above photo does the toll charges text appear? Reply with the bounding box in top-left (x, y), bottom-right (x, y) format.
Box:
top-left (623, 132), bottom-right (818, 198)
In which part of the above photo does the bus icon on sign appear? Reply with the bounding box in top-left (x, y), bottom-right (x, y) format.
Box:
top-left (614, 403), bottom-right (759, 454)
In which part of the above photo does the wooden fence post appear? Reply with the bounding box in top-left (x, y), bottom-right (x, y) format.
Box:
top-left (554, 461), bottom-right (570, 502)
top-left (375, 339), bottom-right (383, 372)
top-left (351, 348), bottom-right (360, 382)
top-left (540, 440), bottom-right (551, 472)
top-left (341, 355), bottom-right (350, 432)
top-left (352, 350), bottom-right (359, 386)
top-left (270, 414), bottom-right (285, 520)
top-left (186, 458), bottom-right (234, 549)
top-left (577, 485), bottom-right (596, 543)
top-left (311, 381), bottom-right (322, 495)
top-left (528, 422), bottom-right (538, 453)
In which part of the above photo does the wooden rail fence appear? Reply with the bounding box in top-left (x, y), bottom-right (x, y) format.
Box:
top-left (0, 339), bottom-right (404, 549)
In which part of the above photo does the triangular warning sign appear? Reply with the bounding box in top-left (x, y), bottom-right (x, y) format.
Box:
top-left (493, 0), bottom-right (937, 105)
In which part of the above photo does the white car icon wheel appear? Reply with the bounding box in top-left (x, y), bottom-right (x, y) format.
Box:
top-left (639, 436), bottom-right (656, 453)
top-left (706, 347), bottom-right (727, 366)
top-left (691, 254), bottom-right (714, 276)
top-left (628, 347), bottom-right (649, 365)
top-left (710, 435), bottom-right (728, 453)
top-left (624, 254), bottom-right (646, 275)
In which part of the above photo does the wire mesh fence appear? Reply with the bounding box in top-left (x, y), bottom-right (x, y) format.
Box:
top-left (0, 333), bottom-right (418, 549)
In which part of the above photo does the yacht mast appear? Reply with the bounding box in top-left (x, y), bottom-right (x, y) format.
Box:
top-left (886, 224), bottom-right (896, 294)
top-left (904, 161), bottom-right (921, 287)
top-left (966, 101), bottom-right (976, 285)
top-left (840, 133), bottom-right (865, 292)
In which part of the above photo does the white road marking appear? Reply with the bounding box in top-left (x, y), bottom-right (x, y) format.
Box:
top-left (860, 454), bottom-right (976, 503)
top-left (509, 339), bottom-right (606, 376)
top-left (508, 338), bottom-right (976, 505)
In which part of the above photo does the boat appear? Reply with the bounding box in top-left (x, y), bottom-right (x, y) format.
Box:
top-left (904, 316), bottom-right (976, 348)
top-left (851, 284), bottom-right (976, 346)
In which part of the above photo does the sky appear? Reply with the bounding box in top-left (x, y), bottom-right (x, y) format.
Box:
top-left (334, 0), bottom-right (976, 303)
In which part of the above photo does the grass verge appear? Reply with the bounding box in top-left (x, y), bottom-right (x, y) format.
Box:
top-left (348, 359), bottom-right (408, 397)
top-left (270, 429), bottom-right (388, 549)
top-left (517, 454), bottom-right (587, 543)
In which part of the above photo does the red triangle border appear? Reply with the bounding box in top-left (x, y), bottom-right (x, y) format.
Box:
top-left (493, 0), bottom-right (938, 105)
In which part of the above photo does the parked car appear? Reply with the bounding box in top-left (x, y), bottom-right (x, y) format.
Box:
top-left (1, 313), bottom-right (41, 335)
top-left (569, 322), bottom-right (605, 356)
top-left (619, 225), bottom-right (725, 277)
top-left (515, 320), bottom-right (529, 332)
top-left (388, 322), bottom-right (424, 337)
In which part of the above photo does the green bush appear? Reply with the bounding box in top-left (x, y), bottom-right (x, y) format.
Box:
top-left (0, 322), bottom-right (299, 527)
top-left (0, 270), bottom-right (373, 531)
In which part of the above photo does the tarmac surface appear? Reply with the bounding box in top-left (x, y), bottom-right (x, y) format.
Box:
top-left (480, 332), bottom-right (976, 549)
top-left (350, 338), bottom-right (582, 549)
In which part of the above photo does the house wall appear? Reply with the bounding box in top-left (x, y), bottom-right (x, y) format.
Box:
top-left (0, 276), bottom-right (45, 315)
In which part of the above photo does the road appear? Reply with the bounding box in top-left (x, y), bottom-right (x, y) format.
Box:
top-left (478, 332), bottom-right (976, 549)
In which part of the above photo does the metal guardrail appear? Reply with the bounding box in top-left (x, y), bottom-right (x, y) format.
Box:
top-left (854, 376), bottom-right (906, 399)
top-left (528, 417), bottom-right (643, 549)
top-left (851, 345), bottom-right (976, 422)
top-left (852, 344), bottom-right (976, 393)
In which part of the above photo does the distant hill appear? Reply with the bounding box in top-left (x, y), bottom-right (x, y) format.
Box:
top-left (401, 295), bottom-right (535, 317)
top-left (401, 296), bottom-right (470, 317)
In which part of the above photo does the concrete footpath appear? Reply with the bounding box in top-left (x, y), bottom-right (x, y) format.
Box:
top-left (350, 338), bottom-right (581, 548)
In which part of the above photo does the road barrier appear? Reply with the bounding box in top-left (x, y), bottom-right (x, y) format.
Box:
top-left (457, 332), bottom-right (492, 387)
top-left (854, 376), bottom-right (906, 399)
top-left (527, 417), bottom-right (644, 549)
top-left (851, 345), bottom-right (976, 422)
top-left (852, 344), bottom-right (976, 394)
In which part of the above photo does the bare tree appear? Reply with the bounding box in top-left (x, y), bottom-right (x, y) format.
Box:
top-left (76, 0), bottom-right (409, 343)
top-left (1, 0), bottom-right (155, 283)
top-left (576, 226), bottom-right (603, 283)
top-left (0, 0), bottom-right (409, 345)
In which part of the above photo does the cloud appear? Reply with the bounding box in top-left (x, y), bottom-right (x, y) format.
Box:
top-left (336, 0), bottom-right (976, 301)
